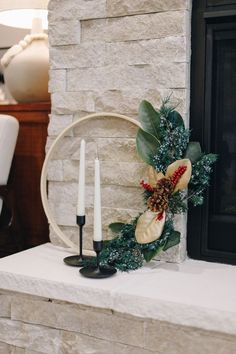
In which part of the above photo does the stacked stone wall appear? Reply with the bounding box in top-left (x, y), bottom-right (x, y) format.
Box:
top-left (0, 290), bottom-right (235, 354)
top-left (47, 0), bottom-right (192, 261)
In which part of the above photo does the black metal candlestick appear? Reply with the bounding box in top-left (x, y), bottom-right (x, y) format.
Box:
top-left (63, 215), bottom-right (95, 267)
top-left (80, 240), bottom-right (117, 278)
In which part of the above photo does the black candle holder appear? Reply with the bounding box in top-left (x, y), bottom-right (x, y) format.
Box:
top-left (63, 215), bottom-right (95, 267)
top-left (80, 240), bottom-right (117, 278)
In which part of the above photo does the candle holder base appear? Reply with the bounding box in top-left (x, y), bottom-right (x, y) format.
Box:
top-left (80, 265), bottom-right (117, 278)
top-left (63, 255), bottom-right (95, 267)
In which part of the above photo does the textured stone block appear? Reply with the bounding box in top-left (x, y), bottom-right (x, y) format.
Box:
top-left (0, 295), bottom-right (11, 318)
top-left (67, 62), bottom-right (187, 92)
top-left (0, 341), bottom-right (10, 354)
top-left (10, 297), bottom-right (149, 349)
top-left (107, 0), bottom-right (188, 17)
top-left (47, 160), bottom-right (64, 182)
top-left (11, 347), bottom-right (45, 354)
top-left (46, 136), bottom-right (97, 160)
top-left (82, 12), bottom-right (186, 42)
top-left (48, 0), bottom-right (106, 21)
top-left (98, 137), bottom-right (141, 163)
top-left (61, 330), bottom-right (149, 354)
top-left (107, 37), bottom-right (188, 65)
top-left (48, 69), bottom-right (66, 93)
top-left (49, 224), bottom-right (95, 250)
top-left (50, 43), bottom-right (107, 69)
top-left (94, 88), bottom-right (188, 117)
top-left (49, 20), bottom-right (81, 46)
top-left (51, 92), bottom-right (95, 114)
top-left (50, 200), bottom-right (143, 228)
top-left (0, 319), bottom-right (61, 354)
top-left (48, 114), bottom-right (73, 137)
top-left (62, 160), bottom-right (148, 186)
top-left (49, 183), bottom-right (143, 210)
top-left (72, 115), bottom-right (138, 138)
top-left (144, 320), bottom-right (236, 354)
top-left (50, 36), bottom-right (187, 71)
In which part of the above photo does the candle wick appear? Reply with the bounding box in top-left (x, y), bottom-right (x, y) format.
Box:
top-left (96, 145), bottom-right (99, 159)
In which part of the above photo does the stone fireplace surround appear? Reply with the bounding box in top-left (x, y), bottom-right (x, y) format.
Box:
top-left (47, 0), bottom-right (192, 263)
top-left (0, 243), bottom-right (235, 353)
top-left (0, 1), bottom-right (236, 353)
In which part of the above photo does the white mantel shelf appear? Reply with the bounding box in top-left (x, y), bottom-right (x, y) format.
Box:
top-left (0, 243), bottom-right (235, 336)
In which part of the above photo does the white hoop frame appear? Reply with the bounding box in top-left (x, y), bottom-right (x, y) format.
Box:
top-left (40, 112), bottom-right (142, 252)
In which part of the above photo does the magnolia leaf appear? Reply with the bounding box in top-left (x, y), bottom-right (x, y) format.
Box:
top-left (136, 128), bottom-right (159, 166)
top-left (162, 231), bottom-right (180, 251)
top-left (135, 210), bottom-right (165, 244)
top-left (138, 100), bottom-right (161, 139)
top-left (167, 110), bottom-right (185, 129)
top-left (142, 245), bottom-right (164, 262)
top-left (185, 142), bottom-right (202, 163)
top-left (165, 159), bottom-right (192, 192)
top-left (108, 222), bottom-right (125, 234)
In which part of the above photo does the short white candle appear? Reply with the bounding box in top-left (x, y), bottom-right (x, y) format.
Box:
top-left (93, 158), bottom-right (102, 241)
top-left (76, 139), bottom-right (85, 216)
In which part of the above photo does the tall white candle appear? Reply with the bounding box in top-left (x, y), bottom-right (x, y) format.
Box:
top-left (76, 139), bottom-right (85, 216)
top-left (93, 158), bottom-right (102, 241)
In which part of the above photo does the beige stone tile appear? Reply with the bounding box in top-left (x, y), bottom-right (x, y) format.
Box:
top-left (0, 341), bottom-right (11, 354)
top-left (48, 69), bottom-right (66, 93)
top-left (81, 12), bottom-right (186, 42)
top-left (49, 20), bottom-right (81, 46)
top-left (48, 0), bottom-right (106, 21)
top-left (0, 319), bottom-right (61, 354)
top-left (67, 63), bottom-right (187, 92)
top-left (0, 295), bottom-right (11, 318)
top-left (61, 330), bottom-right (151, 354)
top-left (144, 320), bottom-right (236, 354)
top-left (51, 91), bottom-right (95, 115)
top-left (107, 0), bottom-right (188, 17)
top-left (50, 43), bottom-right (107, 70)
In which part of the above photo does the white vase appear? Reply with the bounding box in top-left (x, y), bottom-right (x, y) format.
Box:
top-left (2, 35), bottom-right (50, 103)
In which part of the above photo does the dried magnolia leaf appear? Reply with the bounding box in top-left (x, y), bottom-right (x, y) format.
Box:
top-left (165, 158), bottom-right (192, 192)
top-left (135, 210), bottom-right (165, 244)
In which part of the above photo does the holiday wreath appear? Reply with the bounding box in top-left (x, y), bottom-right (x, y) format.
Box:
top-left (89, 98), bottom-right (217, 271)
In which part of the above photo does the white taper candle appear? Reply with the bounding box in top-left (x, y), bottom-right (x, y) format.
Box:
top-left (93, 157), bottom-right (102, 241)
top-left (76, 139), bottom-right (85, 216)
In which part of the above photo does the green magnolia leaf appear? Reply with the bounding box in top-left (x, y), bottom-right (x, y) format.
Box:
top-left (138, 100), bottom-right (161, 139)
top-left (142, 245), bottom-right (164, 262)
top-left (136, 128), bottom-right (159, 166)
top-left (167, 110), bottom-right (185, 129)
top-left (162, 231), bottom-right (180, 251)
top-left (185, 141), bottom-right (202, 163)
top-left (108, 222), bottom-right (125, 234)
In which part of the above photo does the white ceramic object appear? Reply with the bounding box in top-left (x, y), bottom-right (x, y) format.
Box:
top-left (1, 34), bottom-right (50, 103)
top-left (40, 112), bottom-right (142, 252)
top-left (0, 114), bottom-right (19, 214)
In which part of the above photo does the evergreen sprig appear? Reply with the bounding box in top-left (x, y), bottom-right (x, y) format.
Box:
top-left (188, 153), bottom-right (218, 206)
top-left (99, 221), bottom-right (144, 271)
top-left (152, 100), bottom-right (190, 173)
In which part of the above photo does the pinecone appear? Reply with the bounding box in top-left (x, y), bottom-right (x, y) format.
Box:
top-left (156, 178), bottom-right (174, 195)
top-left (147, 191), bottom-right (169, 213)
top-left (147, 178), bottom-right (173, 213)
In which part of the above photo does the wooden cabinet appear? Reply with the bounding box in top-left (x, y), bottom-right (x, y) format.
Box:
top-left (0, 102), bottom-right (50, 253)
